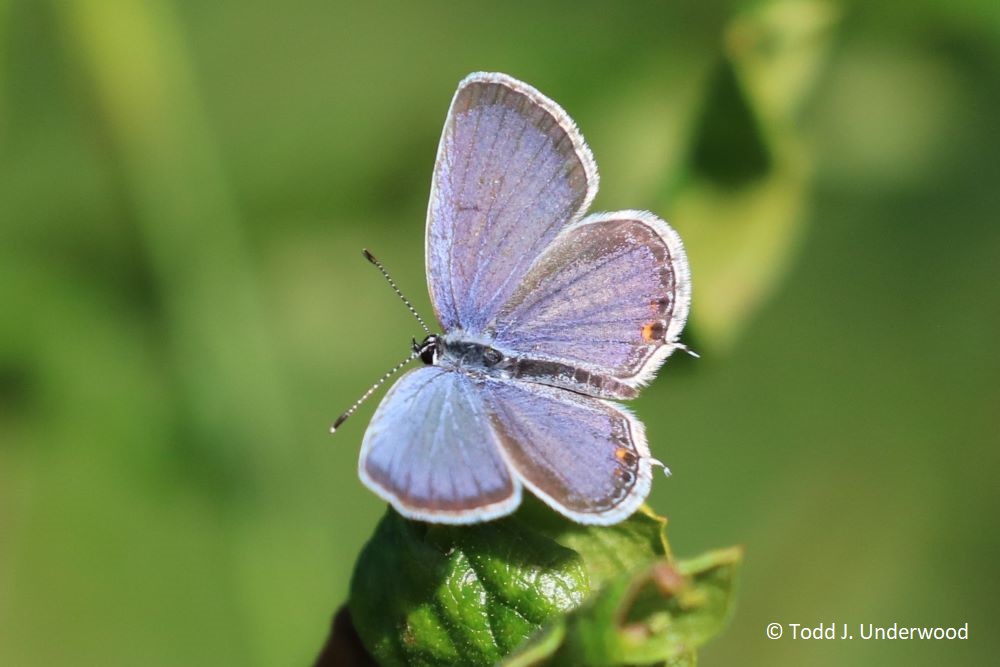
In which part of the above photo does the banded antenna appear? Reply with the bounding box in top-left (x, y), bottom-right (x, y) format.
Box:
top-left (363, 249), bottom-right (430, 334)
top-left (330, 349), bottom-right (418, 433)
top-left (330, 250), bottom-right (433, 433)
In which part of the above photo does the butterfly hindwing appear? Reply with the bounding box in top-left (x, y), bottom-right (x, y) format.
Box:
top-left (481, 376), bottom-right (652, 525)
top-left (359, 366), bottom-right (521, 523)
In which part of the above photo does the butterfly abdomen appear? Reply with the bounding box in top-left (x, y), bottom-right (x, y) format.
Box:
top-left (438, 332), bottom-right (638, 399)
top-left (503, 357), bottom-right (639, 399)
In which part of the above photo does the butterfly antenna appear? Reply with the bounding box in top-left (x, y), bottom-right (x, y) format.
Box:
top-left (330, 349), bottom-right (420, 433)
top-left (363, 249), bottom-right (431, 334)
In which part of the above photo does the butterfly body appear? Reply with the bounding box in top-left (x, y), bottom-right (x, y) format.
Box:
top-left (428, 331), bottom-right (638, 400)
top-left (433, 332), bottom-right (505, 371)
top-left (351, 73), bottom-right (691, 526)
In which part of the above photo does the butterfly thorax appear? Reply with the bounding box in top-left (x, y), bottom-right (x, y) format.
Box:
top-left (417, 331), bottom-right (504, 371)
top-left (417, 330), bottom-right (638, 399)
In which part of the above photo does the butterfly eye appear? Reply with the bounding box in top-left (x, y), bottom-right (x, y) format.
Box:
top-left (414, 334), bottom-right (440, 365)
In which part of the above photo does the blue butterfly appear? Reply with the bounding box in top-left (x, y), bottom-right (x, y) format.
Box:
top-left (335, 73), bottom-right (691, 525)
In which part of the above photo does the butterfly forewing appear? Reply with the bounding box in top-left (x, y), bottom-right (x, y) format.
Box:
top-left (425, 72), bottom-right (598, 333)
top-left (489, 210), bottom-right (691, 398)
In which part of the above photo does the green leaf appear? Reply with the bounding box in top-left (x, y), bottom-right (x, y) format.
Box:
top-left (504, 547), bottom-right (743, 666)
top-left (687, 58), bottom-right (772, 187)
top-left (669, 0), bottom-right (841, 352)
top-left (349, 506), bottom-right (586, 666)
top-left (350, 500), bottom-right (740, 666)
top-left (349, 500), bottom-right (672, 666)
top-left (517, 502), bottom-right (671, 591)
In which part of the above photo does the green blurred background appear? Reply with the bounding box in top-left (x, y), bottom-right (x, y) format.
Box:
top-left (2, 1), bottom-right (998, 665)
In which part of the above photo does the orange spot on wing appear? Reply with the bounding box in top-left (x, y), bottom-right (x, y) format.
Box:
top-left (641, 321), bottom-right (665, 343)
top-left (615, 447), bottom-right (638, 466)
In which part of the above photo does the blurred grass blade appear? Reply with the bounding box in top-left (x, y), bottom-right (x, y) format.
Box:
top-left (0, 0), bottom-right (9, 138)
top-left (58, 0), bottom-right (290, 485)
top-left (669, 0), bottom-right (840, 352)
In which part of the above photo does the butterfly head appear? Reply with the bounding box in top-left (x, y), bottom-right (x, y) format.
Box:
top-left (413, 334), bottom-right (441, 365)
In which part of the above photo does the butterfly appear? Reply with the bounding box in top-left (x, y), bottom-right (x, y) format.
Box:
top-left (335, 72), bottom-right (691, 525)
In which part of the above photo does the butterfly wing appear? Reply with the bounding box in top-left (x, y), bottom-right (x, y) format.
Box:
top-left (425, 72), bottom-right (598, 333)
top-left (359, 366), bottom-right (521, 523)
top-left (490, 210), bottom-right (691, 399)
top-left (480, 375), bottom-right (653, 525)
